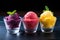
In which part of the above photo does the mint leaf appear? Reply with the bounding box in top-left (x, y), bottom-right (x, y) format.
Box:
top-left (43, 6), bottom-right (50, 12)
top-left (7, 10), bottom-right (16, 15)
top-left (7, 12), bottom-right (11, 14)
top-left (12, 10), bottom-right (16, 15)
top-left (45, 6), bottom-right (49, 11)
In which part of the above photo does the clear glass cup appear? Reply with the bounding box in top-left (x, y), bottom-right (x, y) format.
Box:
top-left (40, 23), bottom-right (55, 33)
top-left (23, 23), bottom-right (39, 33)
top-left (22, 19), bottom-right (39, 33)
top-left (3, 17), bottom-right (21, 34)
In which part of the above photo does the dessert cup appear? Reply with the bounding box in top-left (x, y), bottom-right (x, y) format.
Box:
top-left (22, 11), bottom-right (39, 33)
top-left (23, 19), bottom-right (39, 33)
top-left (3, 17), bottom-right (21, 34)
top-left (39, 6), bottom-right (57, 33)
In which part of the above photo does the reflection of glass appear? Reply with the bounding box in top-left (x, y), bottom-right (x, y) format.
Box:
top-left (40, 23), bottom-right (54, 33)
top-left (5, 32), bottom-right (20, 40)
top-left (40, 33), bottom-right (55, 39)
top-left (3, 17), bottom-right (21, 34)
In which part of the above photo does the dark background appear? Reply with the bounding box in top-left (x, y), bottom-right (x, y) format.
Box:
top-left (0, 0), bottom-right (60, 16)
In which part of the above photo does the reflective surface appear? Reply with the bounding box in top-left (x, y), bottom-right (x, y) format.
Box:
top-left (0, 16), bottom-right (60, 40)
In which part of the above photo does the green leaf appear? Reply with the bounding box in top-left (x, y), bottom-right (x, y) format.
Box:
top-left (12, 10), bottom-right (16, 14)
top-left (7, 12), bottom-right (11, 14)
top-left (45, 6), bottom-right (49, 11)
top-left (7, 10), bottom-right (16, 15)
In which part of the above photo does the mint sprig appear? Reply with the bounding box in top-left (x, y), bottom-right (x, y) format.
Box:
top-left (7, 10), bottom-right (16, 15)
top-left (43, 6), bottom-right (49, 12)
top-left (45, 6), bottom-right (49, 11)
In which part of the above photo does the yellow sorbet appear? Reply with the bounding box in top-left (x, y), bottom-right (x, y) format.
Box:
top-left (40, 11), bottom-right (57, 28)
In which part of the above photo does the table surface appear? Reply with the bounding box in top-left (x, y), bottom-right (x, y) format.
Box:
top-left (0, 16), bottom-right (60, 40)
